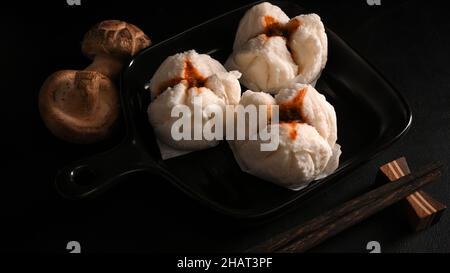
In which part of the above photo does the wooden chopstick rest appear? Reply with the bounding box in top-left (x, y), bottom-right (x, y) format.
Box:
top-left (377, 157), bottom-right (446, 231)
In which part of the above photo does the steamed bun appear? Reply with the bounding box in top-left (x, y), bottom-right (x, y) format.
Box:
top-left (226, 2), bottom-right (328, 94)
top-left (230, 122), bottom-right (333, 190)
top-left (229, 84), bottom-right (341, 190)
top-left (148, 50), bottom-right (242, 151)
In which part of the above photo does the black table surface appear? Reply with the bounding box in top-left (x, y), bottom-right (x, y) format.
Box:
top-left (1, 0), bottom-right (449, 253)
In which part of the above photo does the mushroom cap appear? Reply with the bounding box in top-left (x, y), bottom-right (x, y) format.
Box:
top-left (39, 70), bottom-right (120, 144)
top-left (82, 20), bottom-right (151, 59)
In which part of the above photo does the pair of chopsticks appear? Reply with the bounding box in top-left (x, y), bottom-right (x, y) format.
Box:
top-left (248, 162), bottom-right (443, 253)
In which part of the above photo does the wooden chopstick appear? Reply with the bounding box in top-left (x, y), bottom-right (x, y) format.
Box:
top-left (248, 162), bottom-right (443, 253)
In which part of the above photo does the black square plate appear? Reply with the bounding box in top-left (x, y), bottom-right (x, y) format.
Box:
top-left (56, 1), bottom-right (412, 219)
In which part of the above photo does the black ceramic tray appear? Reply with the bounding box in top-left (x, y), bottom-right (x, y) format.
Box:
top-left (55, 1), bottom-right (412, 219)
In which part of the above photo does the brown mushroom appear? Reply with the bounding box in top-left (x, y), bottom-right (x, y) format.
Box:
top-left (39, 20), bottom-right (151, 144)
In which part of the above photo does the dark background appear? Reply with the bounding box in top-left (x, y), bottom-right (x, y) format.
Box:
top-left (1, 0), bottom-right (449, 253)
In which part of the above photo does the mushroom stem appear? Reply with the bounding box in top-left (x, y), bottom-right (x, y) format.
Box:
top-left (74, 71), bottom-right (101, 116)
top-left (85, 54), bottom-right (124, 79)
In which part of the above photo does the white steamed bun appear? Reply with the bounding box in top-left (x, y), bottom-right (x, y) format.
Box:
top-left (226, 2), bottom-right (328, 94)
top-left (229, 84), bottom-right (341, 190)
top-left (148, 50), bottom-right (242, 151)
